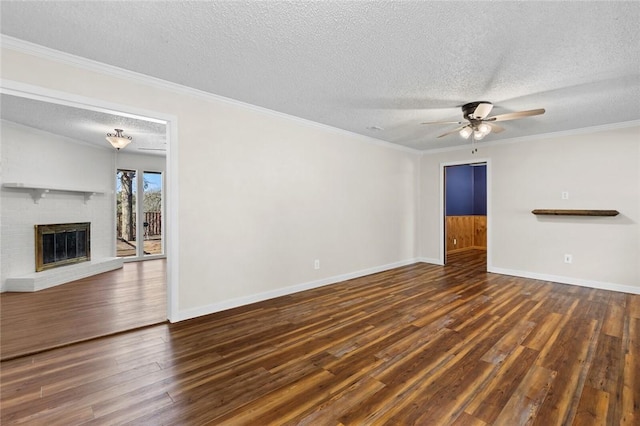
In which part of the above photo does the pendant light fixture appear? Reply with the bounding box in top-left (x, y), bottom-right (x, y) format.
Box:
top-left (106, 129), bottom-right (132, 150)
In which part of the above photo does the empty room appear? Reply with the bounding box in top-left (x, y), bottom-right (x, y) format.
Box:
top-left (1, 1), bottom-right (639, 425)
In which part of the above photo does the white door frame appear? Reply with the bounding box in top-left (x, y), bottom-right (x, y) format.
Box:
top-left (439, 158), bottom-right (491, 268)
top-left (0, 80), bottom-right (180, 322)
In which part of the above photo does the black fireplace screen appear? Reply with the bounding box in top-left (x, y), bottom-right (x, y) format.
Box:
top-left (35, 223), bottom-right (90, 272)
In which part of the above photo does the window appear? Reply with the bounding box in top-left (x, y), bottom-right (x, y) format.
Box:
top-left (143, 171), bottom-right (163, 256)
top-left (116, 169), bottom-right (137, 257)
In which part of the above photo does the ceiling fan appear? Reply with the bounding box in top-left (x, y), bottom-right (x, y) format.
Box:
top-left (422, 101), bottom-right (545, 140)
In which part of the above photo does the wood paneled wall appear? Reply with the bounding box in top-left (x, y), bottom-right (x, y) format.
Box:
top-left (446, 215), bottom-right (486, 253)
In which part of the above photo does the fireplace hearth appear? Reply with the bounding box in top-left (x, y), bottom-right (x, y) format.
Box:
top-left (35, 223), bottom-right (91, 272)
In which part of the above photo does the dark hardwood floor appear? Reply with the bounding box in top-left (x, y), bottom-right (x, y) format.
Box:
top-left (1, 253), bottom-right (638, 425)
top-left (446, 248), bottom-right (487, 271)
top-left (0, 259), bottom-right (166, 361)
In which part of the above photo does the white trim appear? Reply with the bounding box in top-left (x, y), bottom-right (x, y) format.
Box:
top-left (417, 257), bottom-right (444, 266)
top-left (136, 171), bottom-right (145, 258)
top-left (438, 158), bottom-right (491, 268)
top-left (0, 80), bottom-right (180, 322)
top-left (415, 157), bottom-right (422, 259)
top-left (0, 80), bottom-right (171, 124)
top-left (4, 36), bottom-right (637, 157)
top-left (422, 120), bottom-right (640, 154)
top-left (166, 120), bottom-right (180, 322)
top-left (488, 267), bottom-right (640, 295)
top-left (1, 35), bottom-right (419, 155)
top-left (176, 258), bottom-right (420, 322)
top-left (486, 160), bottom-right (492, 270)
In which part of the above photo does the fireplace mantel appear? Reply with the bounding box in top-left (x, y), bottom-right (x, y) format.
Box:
top-left (2, 182), bottom-right (107, 204)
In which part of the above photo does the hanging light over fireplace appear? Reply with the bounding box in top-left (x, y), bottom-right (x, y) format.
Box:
top-left (106, 129), bottom-right (132, 150)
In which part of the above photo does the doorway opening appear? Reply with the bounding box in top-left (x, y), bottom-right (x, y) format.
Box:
top-left (443, 161), bottom-right (488, 270)
top-left (0, 82), bottom-right (179, 360)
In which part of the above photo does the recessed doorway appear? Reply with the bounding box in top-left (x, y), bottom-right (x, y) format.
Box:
top-left (0, 82), bottom-right (178, 359)
top-left (441, 160), bottom-right (490, 270)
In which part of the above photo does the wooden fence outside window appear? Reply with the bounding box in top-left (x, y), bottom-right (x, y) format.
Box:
top-left (116, 212), bottom-right (161, 241)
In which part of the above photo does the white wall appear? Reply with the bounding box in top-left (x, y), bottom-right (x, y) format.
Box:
top-left (0, 46), bottom-right (420, 318)
top-left (420, 125), bottom-right (640, 292)
top-left (0, 121), bottom-right (115, 290)
top-left (176, 109), bottom-right (418, 311)
top-left (4, 41), bottom-right (635, 316)
top-left (172, 98), bottom-right (419, 316)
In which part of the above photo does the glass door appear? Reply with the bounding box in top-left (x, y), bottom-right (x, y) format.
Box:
top-left (143, 171), bottom-right (163, 256)
top-left (116, 169), bottom-right (137, 257)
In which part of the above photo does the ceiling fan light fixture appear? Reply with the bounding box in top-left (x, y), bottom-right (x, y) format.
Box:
top-left (477, 123), bottom-right (491, 135)
top-left (459, 127), bottom-right (472, 139)
top-left (106, 128), bottom-right (132, 150)
top-left (427, 101), bottom-right (545, 141)
top-left (471, 123), bottom-right (492, 141)
top-left (473, 130), bottom-right (486, 140)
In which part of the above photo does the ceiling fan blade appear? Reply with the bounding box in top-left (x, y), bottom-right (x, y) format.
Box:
top-left (486, 122), bottom-right (505, 133)
top-left (472, 103), bottom-right (493, 119)
top-left (437, 125), bottom-right (468, 138)
top-left (487, 108), bottom-right (545, 122)
top-left (421, 120), bottom-right (463, 125)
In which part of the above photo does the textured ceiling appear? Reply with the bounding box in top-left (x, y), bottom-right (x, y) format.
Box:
top-left (1, 95), bottom-right (167, 156)
top-left (1, 1), bottom-right (639, 151)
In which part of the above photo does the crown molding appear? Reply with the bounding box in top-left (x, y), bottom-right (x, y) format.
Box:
top-left (1, 35), bottom-right (420, 155)
top-left (9, 34), bottom-right (632, 158)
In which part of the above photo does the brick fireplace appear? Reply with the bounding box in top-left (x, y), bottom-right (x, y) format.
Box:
top-left (35, 222), bottom-right (91, 272)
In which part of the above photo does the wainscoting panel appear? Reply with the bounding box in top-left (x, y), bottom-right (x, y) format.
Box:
top-left (446, 215), bottom-right (486, 253)
top-left (474, 216), bottom-right (487, 249)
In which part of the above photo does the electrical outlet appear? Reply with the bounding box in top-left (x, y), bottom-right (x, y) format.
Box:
top-left (564, 254), bottom-right (572, 264)
top-left (314, 259), bottom-right (320, 270)
top-left (562, 191), bottom-right (569, 200)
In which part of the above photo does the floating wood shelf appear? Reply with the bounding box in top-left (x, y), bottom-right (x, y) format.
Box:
top-left (531, 209), bottom-right (619, 217)
top-left (2, 182), bottom-right (107, 204)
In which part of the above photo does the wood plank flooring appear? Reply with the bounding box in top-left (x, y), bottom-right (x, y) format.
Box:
top-left (446, 248), bottom-right (487, 272)
top-left (1, 253), bottom-right (638, 425)
top-left (0, 259), bottom-right (166, 361)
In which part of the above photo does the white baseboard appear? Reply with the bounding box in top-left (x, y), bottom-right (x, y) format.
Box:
top-left (175, 260), bottom-right (640, 322)
top-left (418, 257), bottom-right (444, 266)
top-left (488, 267), bottom-right (640, 295)
top-left (175, 258), bottom-right (420, 322)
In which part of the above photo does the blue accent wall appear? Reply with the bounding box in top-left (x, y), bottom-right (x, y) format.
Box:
top-left (445, 165), bottom-right (473, 216)
top-left (473, 165), bottom-right (487, 215)
top-left (445, 164), bottom-right (486, 216)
